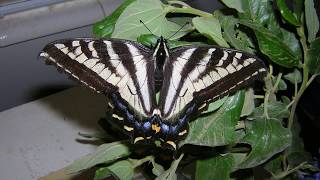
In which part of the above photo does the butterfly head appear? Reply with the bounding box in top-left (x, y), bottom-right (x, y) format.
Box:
top-left (154, 36), bottom-right (168, 52)
top-left (158, 36), bottom-right (167, 43)
top-left (153, 36), bottom-right (169, 73)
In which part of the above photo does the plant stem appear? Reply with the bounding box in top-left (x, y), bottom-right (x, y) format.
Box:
top-left (264, 65), bottom-right (274, 119)
top-left (282, 22), bottom-right (314, 172)
top-left (286, 100), bottom-right (295, 109)
top-left (166, 5), bottom-right (212, 17)
top-left (131, 156), bottom-right (154, 168)
top-left (167, 0), bottom-right (191, 7)
top-left (287, 26), bottom-right (310, 130)
top-left (264, 92), bottom-right (270, 119)
top-left (288, 64), bottom-right (309, 129)
top-left (307, 74), bottom-right (317, 87)
top-left (272, 73), bottom-right (283, 93)
top-left (294, 78), bottom-right (298, 97)
top-left (254, 95), bottom-right (265, 99)
top-left (273, 162), bottom-right (307, 180)
top-left (263, 72), bottom-right (282, 119)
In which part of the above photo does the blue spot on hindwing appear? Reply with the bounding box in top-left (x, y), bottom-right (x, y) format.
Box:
top-left (161, 123), bottom-right (170, 134)
top-left (143, 121), bottom-right (151, 130)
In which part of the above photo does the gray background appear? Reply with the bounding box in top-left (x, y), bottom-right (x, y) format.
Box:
top-left (0, 0), bottom-right (223, 112)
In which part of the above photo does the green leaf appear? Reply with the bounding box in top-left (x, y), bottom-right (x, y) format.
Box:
top-left (238, 107), bottom-right (291, 168)
top-left (220, 0), bottom-right (244, 13)
top-left (306, 38), bottom-right (320, 75)
top-left (305, 0), bottom-right (320, 42)
top-left (137, 34), bottom-right (158, 47)
top-left (278, 79), bottom-right (287, 91)
top-left (287, 117), bottom-right (311, 167)
top-left (151, 159), bottom-right (165, 176)
top-left (98, 160), bottom-right (134, 180)
top-left (237, 0), bottom-right (302, 60)
top-left (202, 96), bottom-right (227, 114)
top-left (239, 116), bottom-right (291, 168)
top-left (136, 34), bottom-right (203, 49)
top-left (94, 155), bottom-right (153, 179)
top-left (168, 17), bottom-right (193, 27)
top-left (281, 96), bottom-right (291, 105)
top-left (112, 0), bottom-right (190, 40)
top-left (284, 69), bottom-right (302, 84)
top-left (293, 0), bottom-right (304, 20)
top-left (217, 13), bottom-right (255, 53)
top-left (263, 155), bottom-right (283, 175)
top-left (280, 28), bottom-right (302, 59)
top-left (301, 163), bottom-right (320, 172)
top-left (219, 18), bottom-right (241, 50)
top-left (240, 0), bottom-right (273, 25)
top-left (240, 20), bottom-right (300, 68)
top-left (180, 91), bottom-right (245, 147)
top-left (276, 0), bottom-right (300, 26)
top-left (167, 40), bottom-right (201, 49)
top-left (65, 141), bottom-right (130, 173)
top-left (196, 154), bottom-right (234, 180)
top-left (230, 153), bottom-right (247, 171)
top-left (272, 78), bottom-right (287, 91)
top-left (93, 0), bottom-right (136, 37)
top-left (253, 30), bottom-right (299, 67)
top-left (94, 167), bottom-right (113, 180)
top-left (192, 16), bottom-right (229, 47)
top-left (241, 88), bottom-right (255, 117)
top-left (250, 101), bottom-right (290, 120)
top-left (155, 154), bottom-right (183, 180)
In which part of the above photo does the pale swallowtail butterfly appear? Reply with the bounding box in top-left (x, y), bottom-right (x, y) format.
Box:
top-left (39, 36), bottom-right (267, 150)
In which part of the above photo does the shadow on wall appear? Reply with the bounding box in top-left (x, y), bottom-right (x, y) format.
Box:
top-left (37, 86), bottom-right (108, 132)
top-left (28, 85), bottom-right (74, 102)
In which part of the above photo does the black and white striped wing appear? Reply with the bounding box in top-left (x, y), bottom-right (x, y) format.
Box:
top-left (159, 46), bottom-right (267, 121)
top-left (40, 39), bottom-right (156, 117)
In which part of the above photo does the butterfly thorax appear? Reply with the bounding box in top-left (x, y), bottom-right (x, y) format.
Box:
top-left (153, 36), bottom-right (169, 91)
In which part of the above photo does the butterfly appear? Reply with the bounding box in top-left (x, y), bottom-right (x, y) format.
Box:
top-left (39, 36), bottom-right (267, 149)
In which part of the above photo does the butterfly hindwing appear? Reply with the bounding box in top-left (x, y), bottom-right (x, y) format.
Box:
top-left (40, 38), bottom-right (156, 117)
top-left (159, 45), bottom-right (267, 121)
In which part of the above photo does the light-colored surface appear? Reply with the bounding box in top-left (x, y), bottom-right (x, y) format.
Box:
top-left (0, 87), bottom-right (108, 179)
top-left (0, 0), bottom-right (122, 112)
top-left (0, 0), bottom-right (122, 47)
top-left (0, 0), bottom-right (67, 16)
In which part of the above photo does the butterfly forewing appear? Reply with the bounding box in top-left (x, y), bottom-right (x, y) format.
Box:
top-left (40, 38), bottom-right (156, 117)
top-left (159, 45), bottom-right (267, 121)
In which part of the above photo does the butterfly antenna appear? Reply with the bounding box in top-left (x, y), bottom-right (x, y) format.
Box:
top-left (140, 20), bottom-right (154, 35)
top-left (168, 22), bottom-right (189, 40)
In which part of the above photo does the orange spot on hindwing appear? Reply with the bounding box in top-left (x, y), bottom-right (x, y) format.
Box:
top-left (152, 123), bottom-right (161, 133)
